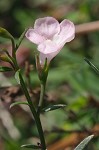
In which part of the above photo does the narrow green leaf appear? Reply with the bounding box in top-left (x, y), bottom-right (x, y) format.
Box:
top-left (42, 104), bottom-right (66, 112)
top-left (0, 66), bottom-right (13, 72)
top-left (74, 135), bottom-right (94, 150)
top-left (10, 101), bottom-right (29, 109)
top-left (84, 58), bottom-right (99, 74)
top-left (0, 27), bottom-right (14, 40)
top-left (15, 70), bottom-right (20, 84)
top-left (21, 144), bottom-right (41, 149)
top-left (16, 28), bottom-right (28, 50)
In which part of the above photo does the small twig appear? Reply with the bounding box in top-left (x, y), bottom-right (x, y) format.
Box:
top-left (76, 21), bottom-right (99, 35)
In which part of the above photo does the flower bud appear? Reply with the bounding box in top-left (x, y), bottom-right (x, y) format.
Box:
top-left (36, 55), bottom-right (49, 84)
top-left (0, 27), bottom-right (14, 40)
top-left (0, 53), bottom-right (11, 63)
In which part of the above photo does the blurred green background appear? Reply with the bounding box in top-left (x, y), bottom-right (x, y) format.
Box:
top-left (0, 0), bottom-right (99, 150)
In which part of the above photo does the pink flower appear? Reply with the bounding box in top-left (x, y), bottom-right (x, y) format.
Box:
top-left (25, 17), bottom-right (75, 65)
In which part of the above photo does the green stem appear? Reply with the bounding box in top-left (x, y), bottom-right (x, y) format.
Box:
top-left (11, 37), bottom-right (46, 149)
top-left (39, 83), bottom-right (46, 107)
top-left (37, 83), bottom-right (46, 115)
top-left (19, 73), bottom-right (46, 150)
top-left (11, 38), bottom-right (16, 58)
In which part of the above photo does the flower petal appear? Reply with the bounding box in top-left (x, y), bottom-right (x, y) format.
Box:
top-left (39, 51), bottom-right (59, 65)
top-left (38, 40), bottom-right (62, 64)
top-left (37, 40), bottom-right (59, 54)
top-left (25, 28), bottom-right (46, 44)
top-left (53, 19), bottom-right (75, 46)
top-left (34, 17), bottom-right (60, 39)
